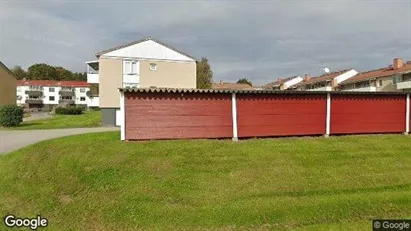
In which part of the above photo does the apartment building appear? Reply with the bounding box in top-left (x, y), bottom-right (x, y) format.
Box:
top-left (293, 69), bottom-right (358, 91)
top-left (0, 61), bottom-right (17, 105)
top-left (263, 76), bottom-right (303, 90)
top-left (86, 37), bottom-right (197, 126)
top-left (17, 80), bottom-right (99, 109)
top-left (339, 58), bottom-right (411, 92)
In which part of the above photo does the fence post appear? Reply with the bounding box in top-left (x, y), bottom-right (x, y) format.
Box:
top-left (406, 93), bottom-right (410, 135)
top-left (325, 93), bottom-right (331, 137)
top-left (232, 92), bottom-right (238, 141)
top-left (120, 90), bottom-right (126, 141)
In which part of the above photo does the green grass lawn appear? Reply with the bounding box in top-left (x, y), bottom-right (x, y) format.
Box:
top-left (2, 111), bottom-right (101, 130)
top-left (0, 132), bottom-right (410, 230)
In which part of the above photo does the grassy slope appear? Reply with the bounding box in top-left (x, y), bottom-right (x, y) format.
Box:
top-left (2, 111), bottom-right (101, 130)
top-left (0, 132), bottom-right (410, 230)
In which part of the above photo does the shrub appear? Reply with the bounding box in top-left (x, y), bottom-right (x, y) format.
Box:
top-left (55, 106), bottom-right (85, 115)
top-left (0, 105), bottom-right (24, 127)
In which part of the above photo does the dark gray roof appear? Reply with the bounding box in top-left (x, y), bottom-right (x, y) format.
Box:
top-left (119, 87), bottom-right (409, 95)
top-left (95, 37), bottom-right (197, 60)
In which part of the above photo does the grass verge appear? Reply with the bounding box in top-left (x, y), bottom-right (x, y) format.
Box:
top-left (0, 132), bottom-right (410, 230)
top-left (1, 111), bottom-right (101, 130)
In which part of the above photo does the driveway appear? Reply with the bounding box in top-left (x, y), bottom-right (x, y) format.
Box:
top-left (0, 127), bottom-right (120, 155)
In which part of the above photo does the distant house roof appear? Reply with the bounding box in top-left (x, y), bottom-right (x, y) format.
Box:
top-left (95, 37), bottom-right (197, 60)
top-left (212, 82), bottom-right (255, 90)
top-left (0, 61), bottom-right (16, 78)
top-left (341, 61), bottom-right (411, 85)
top-left (17, 80), bottom-right (91, 87)
top-left (263, 76), bottom-right (299, 89)
top-left (295, 69), bottom-right (351, 87)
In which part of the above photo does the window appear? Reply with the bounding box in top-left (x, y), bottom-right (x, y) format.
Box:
top-left (49, 96), bottom-right (55, 101)
top-left (150, 63), bottom-right (157, 71)
top-left (80, 97), bottom-right (86, 101)
top-left (393, 77), bottom-right (397, 84)
top-left (49, 87), bottom-right (55, 92)
top-left (123, 60), bottom-right (138, 74)
top-left (80, 88), bottom-right (86, 93)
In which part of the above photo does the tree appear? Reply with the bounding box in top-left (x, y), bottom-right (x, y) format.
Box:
top-left (196, 57), bottom-right (213, 89)
top-left (27, 63), bottom-right (59, 80)
top-left (55, 66), bottom-right (73, 80)
top-left (237, 78), bottom-right (252, 86)
top-left (11, 66), bottom-right (26, 80)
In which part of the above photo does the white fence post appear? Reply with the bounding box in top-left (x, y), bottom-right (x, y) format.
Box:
top-left (325, 93), bottom-right (331, 137)
top-left (232, 92), bottom-right (238, 141)
top-left (120, 90), bottom-right (126, 141)
top-left (406, 93), bottom-right (410, 135)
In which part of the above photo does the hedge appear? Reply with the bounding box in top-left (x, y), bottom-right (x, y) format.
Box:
top-left (55, 106), bottom-right (85, 115)
top-left (0, 105), bottom-right (24, 127)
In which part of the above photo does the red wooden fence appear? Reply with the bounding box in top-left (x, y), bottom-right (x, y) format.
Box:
top-left (120, 89), bottom-right (410, 140)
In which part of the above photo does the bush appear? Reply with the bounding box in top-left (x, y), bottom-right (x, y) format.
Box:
top-left (0, 105), bottom-right (24, 127)
top-left (55, 106), bottom-right (85, 115)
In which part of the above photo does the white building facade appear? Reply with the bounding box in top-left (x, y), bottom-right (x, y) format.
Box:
top-left (17, 80), bottom-right (99, 109)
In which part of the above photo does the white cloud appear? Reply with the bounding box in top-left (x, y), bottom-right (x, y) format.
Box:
top-left (0, 0), bottom-right (410, 84)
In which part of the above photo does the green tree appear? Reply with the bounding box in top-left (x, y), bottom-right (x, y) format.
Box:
top-left (10, 66), bottom-right (26, 80)
top-left (196, 57), bottom-right (213, 89)
top-left (237, 78), bottom-right (252, 86)
top-left (55, 66), bottom-right (73, 80)
top-left (27, 63), bottom-right (59, 80)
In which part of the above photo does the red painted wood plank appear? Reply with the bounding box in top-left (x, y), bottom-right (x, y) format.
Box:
top-left (236, 94), bottom-right (326, 137)
top-left (331, 95), bottom-right (406, 134)
top-left (125, 92), bottom-right (232, 140)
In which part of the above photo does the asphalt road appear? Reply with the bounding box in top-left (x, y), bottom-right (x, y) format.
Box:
top-left (0, 127), bottom-right (120, 155)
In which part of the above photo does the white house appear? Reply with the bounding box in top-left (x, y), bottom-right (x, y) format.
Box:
top-left (17, 80), bottom-right (99, 109)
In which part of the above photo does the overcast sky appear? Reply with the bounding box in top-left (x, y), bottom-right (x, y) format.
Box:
top-left (1, 0), bottom-right (410, 85)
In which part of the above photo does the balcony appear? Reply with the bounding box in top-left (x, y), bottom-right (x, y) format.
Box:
top-left (86, 61), bottom-right (99, 84)
top-left (59, 99), bottom-right (75, 105)
top-left (26, 99), bottom-right (43, 104)
top-left (307, 86), bottom-right (333, 91)
top-left (59, 90), bottom-right (75, 97)
top-left (25, 90), bottom-right (43, 97)
top-left (397, 80), bottom-right (411, 90)
top-left (342, 86), bottom-right (377, 92)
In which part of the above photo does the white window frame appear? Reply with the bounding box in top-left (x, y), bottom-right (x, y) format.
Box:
top-left (124, 60), bottom-right (138, 75)
top-left (49, 87), bottom-right (55, 92)
top-left (149, 63), bottom-right (157, 71)
top-left (80, 97), bottom-right (86, 101)
top-left (80, 88), bottom-right (86, 93)
top-left (49, 96), bottom-right (55, 101)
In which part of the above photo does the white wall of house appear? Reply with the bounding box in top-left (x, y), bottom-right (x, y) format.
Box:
top-left (307, 86), bottom-right (333, 91)
top-left (334, 69), bottom-right (359, 84)
top-left (102, 40), bottom-right (195, 62)
top-left (283, 76), bottom-right (303, 89)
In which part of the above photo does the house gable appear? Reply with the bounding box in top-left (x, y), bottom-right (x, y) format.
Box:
top-left (100, 39), bottom-right (195, 62)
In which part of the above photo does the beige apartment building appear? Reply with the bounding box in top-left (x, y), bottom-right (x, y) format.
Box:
top-left (339, 58), bottom-right (411, 92)
top-left (86, 37), bottom-right (197, 126)
top-left (0, 61), bottom-right (17, 106)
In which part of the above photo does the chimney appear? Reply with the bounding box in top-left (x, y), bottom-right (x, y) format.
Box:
top-left (393, 58), bottom-right (404, 70)
top-left (304, 74), bottom-right (311, 81)
top-left (219, 80), bottom-right (223, 85)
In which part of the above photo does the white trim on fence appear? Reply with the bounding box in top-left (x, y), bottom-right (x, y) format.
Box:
top-left (406, 93), bottom-right (410, 134)
top-left (232, 93), bottom-right (238, 141)
top-left (325, 93), bottom-right (331, 137)
top-left (120, 91), bottom-right (126, 141)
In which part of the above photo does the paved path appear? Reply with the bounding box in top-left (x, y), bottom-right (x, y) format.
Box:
top-left (23, 112), bottom-right (53, 122)
top-left (0, 127), bottom-right (120, 155)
